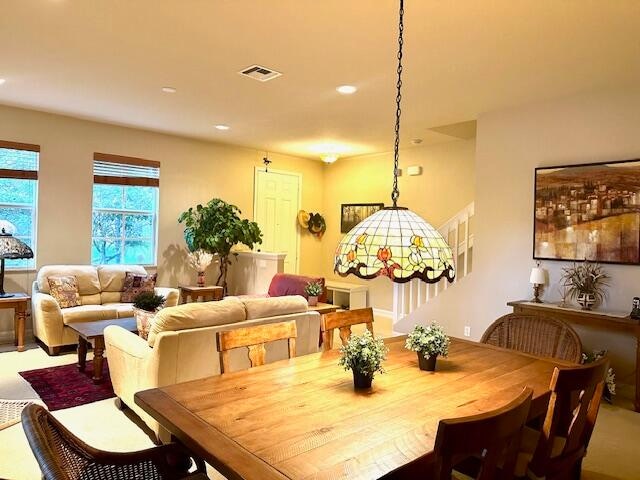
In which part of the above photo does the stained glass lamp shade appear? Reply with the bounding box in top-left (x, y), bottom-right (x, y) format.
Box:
top-left (0, 222), bottom-right (34, 297)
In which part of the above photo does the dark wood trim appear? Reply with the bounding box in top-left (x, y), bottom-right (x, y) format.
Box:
top-left (94, 152), bottom-right (160, 169)
top-left (0, 169), bottom-right (38, 180)
top-left (0, 140), bottom-right (40, 152)
top-left (93, 175), bottom-right (159, 187)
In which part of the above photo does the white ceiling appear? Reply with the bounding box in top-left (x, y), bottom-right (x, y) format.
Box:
top-left (1, 0), bottom-right (639, 159)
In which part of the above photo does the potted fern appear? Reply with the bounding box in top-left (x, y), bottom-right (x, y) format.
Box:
top-left (405, 322), bottom-right (450, 371)
top-left (561, 261), bottom-right (610, 310)
top-left (338, 330), bottom-right (388, 389)
top-left (304, 281), bottom-right (323, 306)
top-left (133, 291), bottom-right (165, 340)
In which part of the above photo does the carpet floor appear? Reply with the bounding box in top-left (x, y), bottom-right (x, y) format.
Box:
top-left (0, 341), bottom-right (638, 480)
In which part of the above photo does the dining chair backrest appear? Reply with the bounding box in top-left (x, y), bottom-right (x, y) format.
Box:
top-left (216, 320), bottom-right (297, 373)
top-left (480, 314), bottom-right (583, 363)
top-left (527, 357), bottom-right (608, 479)
top-left (320, 307), bottom-right (374, 351)
top-left (433, 387), bottom-right (533, 480)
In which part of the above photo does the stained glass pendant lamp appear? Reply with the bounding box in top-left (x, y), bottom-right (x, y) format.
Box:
top-left (334, 0), bottom-right (455, 284)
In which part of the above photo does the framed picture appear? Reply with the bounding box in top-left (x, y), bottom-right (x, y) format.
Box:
top-left (534, 158), bottom-right (640, 265)
top-left (341, 203), bottom-right (384, 233)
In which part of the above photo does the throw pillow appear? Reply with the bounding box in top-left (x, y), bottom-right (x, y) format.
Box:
top-left (121, 272), bottom-right (157, 303)
top-left (47, 276), bottom-right (80, 308)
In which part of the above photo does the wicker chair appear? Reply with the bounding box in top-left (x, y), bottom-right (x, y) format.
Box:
top-left (480, 314), bottom-right (582, 363)
top-left (22, 404), bottom-right (208, 480)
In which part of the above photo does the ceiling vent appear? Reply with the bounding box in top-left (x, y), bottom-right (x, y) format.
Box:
top-left (239, 65), bottom-right (282, 82)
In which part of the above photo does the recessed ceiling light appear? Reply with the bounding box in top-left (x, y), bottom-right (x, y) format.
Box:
top-left (336, 85), bottom-right (357, 95)
top-left (161, 86), bottom-right (176, 93)
top-left (0, 79), bottom-right (5, 86)
top-left (214, 124), bottom-right (230, 131)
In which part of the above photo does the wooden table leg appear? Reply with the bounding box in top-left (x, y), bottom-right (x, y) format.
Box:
top-left (92, 337), bottom-right (105, 384)
top-left (77, 337), bottom-right (87, 371)
top-left (180, 291), bottom-right (188, 304)
top-left (15, 305), bottom-right (26, 352)
top-left (635, 335), bottom-right (640, 412)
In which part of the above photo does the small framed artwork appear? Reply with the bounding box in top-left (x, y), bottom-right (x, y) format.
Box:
top-left (534, 158), bottom-right (640, 265)
top-left (341, 203), bottom-right (384, 233)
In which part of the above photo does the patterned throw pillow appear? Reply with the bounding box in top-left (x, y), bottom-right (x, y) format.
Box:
top-left (121, 272), bottom-right (157, 303)
top-left (47, 276), bottom-right (80, 308)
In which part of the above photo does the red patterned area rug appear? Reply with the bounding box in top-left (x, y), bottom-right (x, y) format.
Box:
top-left (19, 361), bottom-right (115, 411)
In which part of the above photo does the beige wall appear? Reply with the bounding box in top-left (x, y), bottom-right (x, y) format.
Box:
top-left (0, 104), bottom-right (324, 341)
top-left (321, 139), bottom-right (476, 311)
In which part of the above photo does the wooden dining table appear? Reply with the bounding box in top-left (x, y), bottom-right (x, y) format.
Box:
top-left (135, 337), bottom-right (565, 480)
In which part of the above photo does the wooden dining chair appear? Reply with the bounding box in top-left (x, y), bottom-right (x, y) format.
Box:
top-left (21, 404), bottom-right (208, 480)
top-left (481, 314), bottom-right (583, 363)
top-left (321, 307), bottom-right (374, 351)
top-left (517, 358), bottom-right (609, 480)
top-left (216, 320), bottom-right (297, 373)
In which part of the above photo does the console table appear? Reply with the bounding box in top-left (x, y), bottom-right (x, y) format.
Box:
top-left (0, 293), bottom-right (30, 352)
top-left (508, 300), bottom-right (640, 412)
top-left (325, 280), bottom-right (368, 310)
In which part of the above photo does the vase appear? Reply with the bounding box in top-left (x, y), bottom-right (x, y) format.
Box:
top-left (308, 295), bottom-right (318, 306)
top-left (352, 370), bottom-right (373, 389)
top-left (418, 353), bottom-right (437, 371)
top-left (577, 293), bottom-right (596, 310)
top-left (133, 307), bottom-right (157, 341)
top-left (197, 271), bottom-right (206, 287)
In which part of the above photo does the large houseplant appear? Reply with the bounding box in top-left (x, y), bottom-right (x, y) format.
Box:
top-left (178, 198), bottom-right (262, 293)
top-left (561, 261), bottom-right (610, 310)
top-left (338, 330), bottom-right (388, 389)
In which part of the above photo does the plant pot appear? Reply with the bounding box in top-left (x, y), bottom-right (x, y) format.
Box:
top-left (197, 271), bottom-right (206, 287)
top-left (308, 295), bottom-right (318, 306)
top-left (417, 353), bottom-right (437, 371)
top-left (133, 307), bottom-right (158, 340)
top-left (577, 293), bottom-right (596, 310)
top-left (352, 370), bottom-right (373, 389)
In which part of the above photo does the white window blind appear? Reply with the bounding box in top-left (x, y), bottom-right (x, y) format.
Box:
top-left (93, 152), bottom-right (160, 187)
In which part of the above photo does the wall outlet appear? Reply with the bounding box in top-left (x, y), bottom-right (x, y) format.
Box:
top-left (463, 326), bottom-right (471, 337)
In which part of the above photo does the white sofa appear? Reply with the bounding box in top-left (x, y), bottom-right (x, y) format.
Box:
top-left (32, 265), bottom-right (179, 355)
top-left (104, 295), bottom-right (320, 442)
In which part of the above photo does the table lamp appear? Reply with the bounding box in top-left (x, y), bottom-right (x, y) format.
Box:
top-left (0, 221), bottom-right (34, 298)
top-left (529, 263), bottom-right (546, 303)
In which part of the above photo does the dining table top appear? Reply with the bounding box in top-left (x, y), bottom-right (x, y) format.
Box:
top-left (135, 336), bottom-right (565, 480)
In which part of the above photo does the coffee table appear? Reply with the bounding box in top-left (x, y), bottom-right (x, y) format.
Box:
top-left (67, 317), bottom-right (137, 384)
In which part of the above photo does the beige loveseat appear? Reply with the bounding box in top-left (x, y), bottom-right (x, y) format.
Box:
top-left (104, 295), bottom-right (320, 442)
top-left (32, 265), bottom-right (179, 355)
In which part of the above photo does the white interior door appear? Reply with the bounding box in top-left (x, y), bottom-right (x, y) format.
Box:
top-left (254, 169), bottom-right (300, 273)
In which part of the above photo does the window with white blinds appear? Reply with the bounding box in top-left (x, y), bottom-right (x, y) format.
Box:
top-left (91, 153), bottom-right (159, 265)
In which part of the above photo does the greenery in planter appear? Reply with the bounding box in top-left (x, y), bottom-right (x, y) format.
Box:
top-left (560, 261), bottom-right (610, 307)
top-left (405, 322), bottom-right (450, 359)
top-left (581, 350), bottom-right (616, 402)
top-left (178, 198), bottom-right (262, 292)
top-left (133, 291), bottom-right (166, 312)
top-left (304, 281), bottom-right (323, 297)
top-left (338, 330), bottom-right (388, 377)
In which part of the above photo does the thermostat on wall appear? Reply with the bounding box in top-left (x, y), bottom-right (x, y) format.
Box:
top-left (407, 165), bottom-right (422, 176)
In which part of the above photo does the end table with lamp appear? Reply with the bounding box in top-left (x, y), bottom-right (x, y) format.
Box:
top-left (0, 221), bottom-right (35, 352)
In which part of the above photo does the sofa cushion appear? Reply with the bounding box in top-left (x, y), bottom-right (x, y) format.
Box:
top-left (98, 265), bottom-right (148, 292)
top-left (148, 297), bottom-right (246, 347)
top-left (268, 273), bottom-right (327, 302)
top-left (37, 265), bottom-right (100, 296)
top-left (79, 293), bottom-right (102, 306)
top-left (242, 295), bottom-right (308, 320)
top-left (47, 276), bottom-right (80, 308)
top-left (121, 272), bottom-right (157, 303)
top-left (102, 302), bottom-right (135, 318)
top-left (101, 292), bottom-right (122, 304)
top-left (62, 305), bottom-right (119, 325)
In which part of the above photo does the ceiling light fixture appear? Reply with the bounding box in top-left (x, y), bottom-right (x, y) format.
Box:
top-left (161, 87), bottom-right (176, 93)
top-left (334, 0), bottom-right (455, 285)
top-left (214, 124), bottom-right (230, 131)
top-left (336, 85), bottom-right (357, 95)
top-left (321, 154), bottom-right (338, 164)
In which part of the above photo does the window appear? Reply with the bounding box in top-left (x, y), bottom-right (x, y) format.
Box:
top-left (0, 141), bottom-right (39, 268)
top-left (91, 152), bottom-right (159, 265)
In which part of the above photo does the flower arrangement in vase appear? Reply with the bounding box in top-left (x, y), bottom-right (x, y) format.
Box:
top-left (187, 249), bottom-right (214, 287)
top-left (133, 291), bottom-right (165, 340)
top-left (560, 261), bottom-right (610, 310)
top-left (338, 330), bottom-right (388, 389)
top-left (304, 281), bottom-right (323, 306)
top-left (405, 322), bottom-right (450, 371)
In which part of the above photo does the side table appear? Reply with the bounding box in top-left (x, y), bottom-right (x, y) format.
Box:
top-left (0, 293), bottom-right (30, 352)
top-left (179, 285), bottom-right (224, 304)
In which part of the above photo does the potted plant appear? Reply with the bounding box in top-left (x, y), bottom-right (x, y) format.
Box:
top-left (582, 350), bottom-right (616, 403)
top-left (179, 198), bottom-right (262, 294)
top-left (561, 261), bottom-right (610, 310)
top-left (187, 249), bottom-right (214, 287)
top-left (304, 281), bottom-right (323, 306)
top-left (133, 291), bottom-right (165, 340)
top-left (405, 322), bottom-right (450, 371)
top-left (338, 330), bottom-right (388, 389)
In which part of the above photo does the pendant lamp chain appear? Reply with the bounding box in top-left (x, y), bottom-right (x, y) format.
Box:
top-left (391, 0), bottom-right (404, 208)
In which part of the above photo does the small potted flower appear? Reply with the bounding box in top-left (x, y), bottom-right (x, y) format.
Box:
top-left (338, 330), bottom-right (388, 389)
top-left (187, 249), bottom-right (215, 287)
top-left (560, 261), bottom-right (610, 310)
top-left (133, 291), bottom-right (165, 340)
top-left (304, 281), bottom-right (323, 306)
top-left (405, 322), bottom-right (450, 371)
